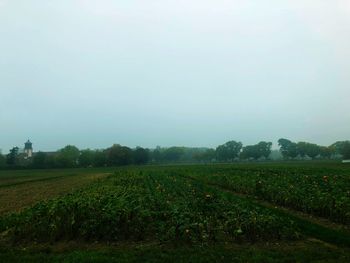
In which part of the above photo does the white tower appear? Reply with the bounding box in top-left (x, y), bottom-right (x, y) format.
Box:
top-left (24, 139), bottom-right (33, 158)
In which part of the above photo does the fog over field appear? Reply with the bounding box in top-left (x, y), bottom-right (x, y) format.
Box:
top-left (1, 0), bottom-right (350, 152)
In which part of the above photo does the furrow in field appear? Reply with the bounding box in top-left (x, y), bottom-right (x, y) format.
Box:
top-left (0, 174), bottom-right (79, 188)
top-left (0, 173), bottom-right (110, 215)
top-left (182, 174), bottom-right (350, 248)
top-left (181, 166), bottom-right (350, 224)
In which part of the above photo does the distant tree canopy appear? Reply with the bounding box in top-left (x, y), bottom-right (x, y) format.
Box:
top-left (55, 145), bottom-right (80, 168)
top-left (163, 147), bottom-right (185, 162)
top-left (305, 143), bottom-right (321, 159)
top-left (194, 149), bottom-right (216, 162)
top-left (0, 154), bottom-right (6, 168)
top-left (92, 150), bottom-right (107, 167)
top-left (240, 141), bottom-right (272, 160)
top-left (342, 142), bottom-right (350, 160)
top-left (79, 149), bottom-right (95, 167)
top-left (257, 141), bottom-right (273, 159)
top-left (278, 139), bottom-right (298, 159)
top-left (1, 137), bottom-right (350, 170)
top-left (6, 147), bottom-right (19, 166)
top-left (331, 141), bottom-right (350, 159)
top-left (240, 145), bottom-right (260, 160)
top-left (278, 138), bottom-right (337, 160)
top-left (216, 141), bottom-right (242, 161)
top-left (32, 151), bottom-right (49, 168)
top-left (133, 147), bottom-right (149, 165)
top-left (151, 146), bottom-right (162, 163)
top-left (150, 147), bottom-right (214, 163)
top-left (106, 144), bottom-right (133, 166)
top-left (319, 146), bottom-right (333, 159)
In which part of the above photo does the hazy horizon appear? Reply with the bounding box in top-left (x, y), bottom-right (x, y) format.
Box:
top-left (1, 1), bottom-right (350, 153)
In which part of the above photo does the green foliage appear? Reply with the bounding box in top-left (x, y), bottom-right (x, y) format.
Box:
top-left (92, 150), bottom-right (107, 167)
top-left (216, 141), bottom-right (242, 161)
top-left (2, 243), bottom-right (350, 263)
top-left (106, 144), bottom-right (132, 166)
top-left (6, 147), bottom-right (19, 166)
top-left (194, 149), bottom-right (216, 162)
top-left (0, 167), bottom-right (301, 244)
top-left (78, 149), bottom-right (95, 167)
top-left (190, 165), bottom-right (350, 224)
top-left (55, 145), bottom-right (80, 168)
top-left (2, 138), bottom-right (349, 171)
top-left (331, 141), bottom-right (350, 159)
top-left (151, 146), bottom-right (162, 162)
top-left (151, 147), bottom-right (213, 163)
top-left (133, 147), bottom-right (149, 165)
top-left (304, 143), bottom-right (321, 159)
top-left (278, 139), bottom-right (298, 159)
top-left (319, 146), bottom-right (333, 159)
top-left (240, 145), bottom-right (260, 160)
top-left (162, 147), bottom-right (185, 162)
top-left (296, 142), bottom-right (308, 158)
top-left (0, 154), bottom-right (6, 168)
top-left (257, 141), bottom-right (273, 159)
top-left (32, 152), bottom-right (48, 168)
top-left (341, 142), bottom-right (350, 159)
top-left (297, 142), bottom-right (321, 159)
top-left (240, 141), bottom-right (272, 160)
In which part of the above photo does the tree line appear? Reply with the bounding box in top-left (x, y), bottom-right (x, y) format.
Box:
top-left (1, 139), bottom-right (350, 169)
top-left (277, 139), bottom-right (350, 160)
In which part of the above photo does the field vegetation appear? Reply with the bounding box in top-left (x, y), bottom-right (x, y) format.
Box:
top-left (0, 162), bottom-right (349, 262)
top-left (0, 168), bottom-right (112, 214)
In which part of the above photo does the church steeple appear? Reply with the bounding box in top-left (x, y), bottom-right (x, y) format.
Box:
top-left (24, 139), bottom-right (33, 158)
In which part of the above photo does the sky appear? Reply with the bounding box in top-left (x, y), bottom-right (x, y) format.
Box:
top-left (1, 0), bottom-right (350, 153)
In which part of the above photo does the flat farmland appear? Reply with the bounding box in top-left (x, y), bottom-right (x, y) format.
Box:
top-left (0, 162), bottom-right (350, 262)
top-left (0, 168), bottom-right (113, 214)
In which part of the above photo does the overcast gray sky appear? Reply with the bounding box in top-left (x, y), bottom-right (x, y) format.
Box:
top-left (1, 0), bottom-right (349, 153)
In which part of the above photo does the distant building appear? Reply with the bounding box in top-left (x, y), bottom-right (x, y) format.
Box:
top-left (22, 140), bottom-right (33, 159)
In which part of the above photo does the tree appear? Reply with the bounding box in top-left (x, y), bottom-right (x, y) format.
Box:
top-left (194, 149), bottom-right (216, 162)
top-left (151, 146), bottom-right (162, 163)
top-left (240, 145), bottom-right (260, 160)
top-left (0, 154), bottom-right (6, 168)
top-left (55, 145), bottom-right (80, 168)
top-left (304, 143), bottom-right (320, 159)
top-left (106, 144), bottom-right (133, 166)
top-left (216, 141), bottom-right (242, 161)
top-left (93, 150), bottom-right (107, 167)
top-left (133, 147), bottom-right (149, 165)
top-left (6, 147), bottom-right (19, 166)
top-left (257, 141), bottom-right (272, 159)
top-left (339, 141), bottom-right (350, 159)
top-left (79, 149), bottom-right (95, 167)
top-left (319, 146), bottom-right (332, 159)
top-left (296, 142), bottom-right (320, 159)
top-left (296, 142), bottom-right (308, 158)
top-left (32, 152), bottom-right (48, 168)
top-left (278, 138), bottom-right (298, 159)
top-left (330, 141), bottom-right (350, 159)
top-left (162, 147), bottom-right (185, 162)
top-left (239, 142), bottom-right (272, 160)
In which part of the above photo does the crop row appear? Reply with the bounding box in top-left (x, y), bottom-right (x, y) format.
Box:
top-left (0, 168), bottom-right (300, 244)
top-left (180, 165), bottom-right (350, 224)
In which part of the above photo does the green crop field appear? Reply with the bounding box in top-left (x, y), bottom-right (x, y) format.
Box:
top-left (0, 162), bottom-right (350, 262)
